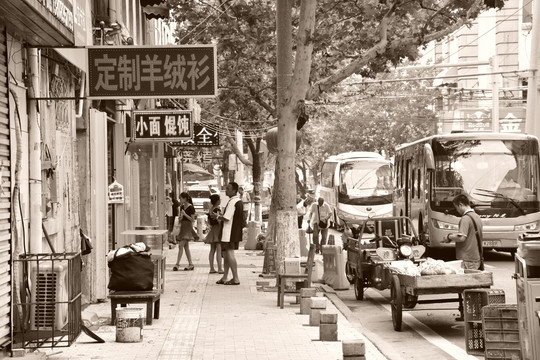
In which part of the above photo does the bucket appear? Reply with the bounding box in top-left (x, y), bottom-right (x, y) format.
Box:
top-left (135, 225), bottom-right (162, 256)
top-left (116, 307), bottom-right (144, 343)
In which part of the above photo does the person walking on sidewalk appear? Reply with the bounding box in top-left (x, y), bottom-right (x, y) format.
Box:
top-left (307, 197), bottom-right (332, 254)
top-left (216, 182), bottom-right (244, 285)
top-left (205, 194), bottom-right (223, 274)
top-left (173, 192), bottom-right (196, 271)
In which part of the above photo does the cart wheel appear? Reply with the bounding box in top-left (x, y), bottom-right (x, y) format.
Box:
top-left (391, 274), bottom-right (403, 331)
top-left (403, 294), bottom-right (418, 309)
top-left (354, 271), bottom-right (364, 300)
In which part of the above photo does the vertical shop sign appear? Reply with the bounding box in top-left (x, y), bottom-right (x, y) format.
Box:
top-left (87, 45), bottom-right (217, 99)
top-left (132, 110), bottom-right (194, 141)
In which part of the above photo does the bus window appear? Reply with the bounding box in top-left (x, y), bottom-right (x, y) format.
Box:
top-left (321, 162), bottom-right (337, 188)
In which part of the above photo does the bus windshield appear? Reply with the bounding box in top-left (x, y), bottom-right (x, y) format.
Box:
top-left (431, 139), bottom-right (540, 217)
top-left (338, 161), bottom-right (393, 205)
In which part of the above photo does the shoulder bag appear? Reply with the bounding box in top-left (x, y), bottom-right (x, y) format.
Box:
top-left (465, 213), bottom-right (484, 271)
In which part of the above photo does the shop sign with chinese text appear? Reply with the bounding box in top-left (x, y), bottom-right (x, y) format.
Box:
top-left (169, 124), bottom-right (219, 147)
top-left (87, 45), bottom-right (217, 99)
top-left (132, 110), bottom-right (193, 142)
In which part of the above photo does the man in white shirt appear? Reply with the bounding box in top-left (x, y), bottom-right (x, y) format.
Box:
top-left (307, 197), bottom-right (332, 254)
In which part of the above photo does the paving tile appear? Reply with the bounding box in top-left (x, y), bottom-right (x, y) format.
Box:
top-left (40, 241), bottom-right (387, 360)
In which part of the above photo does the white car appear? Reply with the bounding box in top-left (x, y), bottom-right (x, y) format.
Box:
top-left (187, 186), bottom-right (211, 214)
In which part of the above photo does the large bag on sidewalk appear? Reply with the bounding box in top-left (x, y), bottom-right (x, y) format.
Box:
top-left (108, 248), bottom-right (154, 291)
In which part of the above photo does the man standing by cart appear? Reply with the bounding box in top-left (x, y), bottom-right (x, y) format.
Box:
top-left (442, 194), bottom-right (484, 270)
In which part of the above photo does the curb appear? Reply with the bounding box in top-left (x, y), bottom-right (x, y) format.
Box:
top-left (322, 288), bottom-right (405, 360)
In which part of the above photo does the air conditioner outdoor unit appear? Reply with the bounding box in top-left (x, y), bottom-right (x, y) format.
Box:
top-left (30, 262), bottom-right (69, 331)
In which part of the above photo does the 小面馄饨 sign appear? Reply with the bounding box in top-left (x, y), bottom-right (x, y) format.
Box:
top-left (169, 124), bottom-right (219, 147)
top-left (133, 110), bottom-right (194, 141)
top-left (87, 45), bottom-right (217, 99)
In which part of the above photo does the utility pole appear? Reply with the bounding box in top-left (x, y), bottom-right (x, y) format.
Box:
top-left (526, 0), bottom-right (540, 137)
top-left (491, 55), bottom-right (500, 132)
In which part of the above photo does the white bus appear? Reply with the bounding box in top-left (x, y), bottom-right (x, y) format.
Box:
top-left (394, 132), bottom-right (540, 255)
top-left (319, 152), bottom-right (393, 228)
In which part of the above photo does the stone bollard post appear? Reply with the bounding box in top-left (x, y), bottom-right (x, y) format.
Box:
top-left (300, 288), bottom-right (317, 315)
top-left (342, 339), bottom-right (366, 360)
top-left (309, 297), bottom-right (327, 326)
top-left (319, 311), bottom-right (338, 341)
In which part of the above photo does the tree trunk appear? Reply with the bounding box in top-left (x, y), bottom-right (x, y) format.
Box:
top-left (274, 1), bottom-right (316, 272)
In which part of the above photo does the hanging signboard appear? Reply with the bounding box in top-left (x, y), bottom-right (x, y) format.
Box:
top-left (108, 180), bottom-right (124, 204)
top-left (169, 124), bottom-right (219, 147)
top-left (87, 45), bottom-right (217, 99)
top-left (132, 110), bottom-right (194, 142)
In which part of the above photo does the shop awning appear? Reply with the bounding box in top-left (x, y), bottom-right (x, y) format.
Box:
top-left (141, 0), bottom-right (170, 20)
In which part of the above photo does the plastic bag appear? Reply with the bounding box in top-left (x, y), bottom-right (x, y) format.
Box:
top-left (171, 216), bottom-right (181, 237)
top-left (108, 249), bottom-right (154, 291)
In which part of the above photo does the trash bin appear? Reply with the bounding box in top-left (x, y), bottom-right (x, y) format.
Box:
top-left (116, 307), bottom-right (144, 342)
top-left (135, 225), bottom-right (162, 255)
top-left (518, 232), bottom-right (540, 278)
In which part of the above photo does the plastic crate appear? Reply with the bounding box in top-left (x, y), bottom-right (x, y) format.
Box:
top-left (465, 321), bottom-right (485, 355)
top-left (484, 348), bottom-right (521, 360)
top-left (464, 288), bottom-right (506, 322)
top-left (482, 305), bottom-right (519, 331)
top-left (482, 305), bottom-right (521, 360)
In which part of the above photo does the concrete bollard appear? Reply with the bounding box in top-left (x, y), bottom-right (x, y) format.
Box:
top-left (342, 339), bottom-right (366, 360)
top-left (300, 288), bottom-right (317, 315)
top-left (319, 311), bottom-right (338, 341)
top-left (309, 297), bottom-right (327, 326)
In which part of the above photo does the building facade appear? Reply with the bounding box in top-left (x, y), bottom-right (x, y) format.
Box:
top-left (0, 0), bottom-right (173, 353)
top-left (422, 0), bottom-right (531, 134)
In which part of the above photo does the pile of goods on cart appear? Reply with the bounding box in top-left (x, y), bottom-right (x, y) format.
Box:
top-left (386, 258), bottom-right (465, 276)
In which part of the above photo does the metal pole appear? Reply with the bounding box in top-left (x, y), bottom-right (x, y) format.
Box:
top-left (491, 55), bottom-right (500, 132)
top-left (526, 0), bottom-right (540, 137)
top-left (28, 48), bottom-right (42, 253)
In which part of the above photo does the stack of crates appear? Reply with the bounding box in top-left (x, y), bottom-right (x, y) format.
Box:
top-left (482, 305), bottom-right (521, 360)
top-left (463, 289), bottom-right (506, 355)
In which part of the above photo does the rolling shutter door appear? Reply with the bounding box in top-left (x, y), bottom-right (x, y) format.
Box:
top-left (0, 23), bottom-right (11, 347)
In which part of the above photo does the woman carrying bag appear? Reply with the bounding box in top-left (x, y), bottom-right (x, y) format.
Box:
top-left (173, 192), bottom-right (196, 271)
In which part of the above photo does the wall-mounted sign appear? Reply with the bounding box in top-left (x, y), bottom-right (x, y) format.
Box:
top-left (87, 45), bottom-right (217, 99)
top-left (499, 107), bottom-right (525, 133)
top-left (132, 110), bottom-right (193, 142)
top-left (37, 0), bottom-right (74, 32)
top-left (462, 109), bottom-right (491, 131)
top-left (108, 180), bottom-right (124, 204)
top-left (169, 124), bottom-right (219, 147)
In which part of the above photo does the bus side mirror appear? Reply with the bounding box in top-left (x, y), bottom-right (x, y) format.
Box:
top-left (424, 144), bottom-right (435, 171)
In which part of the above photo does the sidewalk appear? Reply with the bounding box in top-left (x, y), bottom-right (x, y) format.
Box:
top-left (39, 241), bottom-right (388, 360)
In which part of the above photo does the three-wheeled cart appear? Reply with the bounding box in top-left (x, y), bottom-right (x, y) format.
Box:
top-left (344, 216), bottom-right (424, 301)
top-left (389, 270), bottom-right (493, 331)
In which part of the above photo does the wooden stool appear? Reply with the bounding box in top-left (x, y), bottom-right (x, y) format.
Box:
top-left (108, 290), bottom-right (161, 325)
